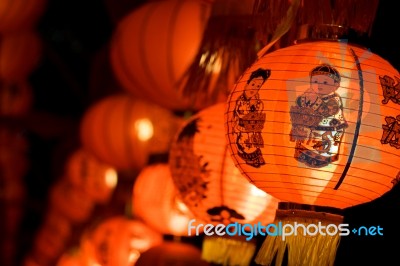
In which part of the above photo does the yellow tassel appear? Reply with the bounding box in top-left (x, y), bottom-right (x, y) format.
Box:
top-left (255, 210), bottom-right (342, 266)
top-left (201, 235), bottom-right (257, 266)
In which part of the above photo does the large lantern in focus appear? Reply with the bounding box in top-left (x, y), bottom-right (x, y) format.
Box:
top-left (132, 163), bottom-right (199, 237)
top-left (169, 103), bottom-right (279, 266)
top-left (80, 93), bottom-right (182, 171)
top-left (79, 216), bottom-right (163, 266)
top-left (225, 25), bottom-right (400, 265)
top-left (65, 148), bottom-right (118, 204)
top-left (110, 0), bottom-right (214, 111)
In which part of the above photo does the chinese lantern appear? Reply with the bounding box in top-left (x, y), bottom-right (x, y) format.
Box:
top-left (79, 216), bottom-right (163, 266)
top-left (0, 0), bottom-right (47, 33)
top-left (80, 93), bottom-right (182, 171)
top-left (110, 0), bottom-right (214, 111)
top-left (0, 80), bottom-right (33, 116)
top-left (169, 103), bottom-right (279, 266)
top-left (49, 179), bottom-right (95, 224)
top-left (135, 242), bottom-right (209, 266)
top-left (132, 163), bottom-right (199, 237)
top-left (65, 148), bottom-right (118, 204)
top-left (225, 25), bottom-right (400, 265)
top-left (0, 30), bottom-right (42, 82)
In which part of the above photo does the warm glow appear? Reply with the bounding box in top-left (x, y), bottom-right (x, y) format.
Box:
top-left (199, 51), bottom-right (222, 74)
top-left (104, 168), bottom-right (118, 188)
top-left (135, 118), bottom-right (154, 141)
top-left (128, 250), bottom-right (140, 264)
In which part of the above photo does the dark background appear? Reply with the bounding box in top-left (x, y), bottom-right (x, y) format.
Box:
top-left (4, 0), bottom-right (400, 265)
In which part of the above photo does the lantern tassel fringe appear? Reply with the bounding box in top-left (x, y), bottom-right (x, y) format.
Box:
top-left (201, 236), bottom-right (257, 266)
top-left (255, 213), bottom-right (342, 266)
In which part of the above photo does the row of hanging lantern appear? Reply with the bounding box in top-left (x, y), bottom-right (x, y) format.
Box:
top-left (0, 1), bottom-right (47, 265)
top-left (16, 0), bottom-right (399, 265)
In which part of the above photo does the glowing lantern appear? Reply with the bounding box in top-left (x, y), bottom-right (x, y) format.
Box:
top-left (0, 30), bottom-right (42, 82)
top-left (169, 103), bottom-right (279, 266)
top-left (135, 242), bottom-right (209, 266)
top-left (132, 163), bottom-right (199, 237)
top-left (49, 179), bottom-right (94, 224)
top-left (225, 26), bottom-right (400, 265)
top-left (65, 148), bottom-right (118, 204)
top-left (80, 93), bottom-right (182, 171)
top-left (0, 0), bottom-right (47, 33)
top-left (80, 216), bottom-right (163, 266)
top-left (110, 0), bottom-right (215, 111)
top-left (0, 80), bottom-right (33, 116)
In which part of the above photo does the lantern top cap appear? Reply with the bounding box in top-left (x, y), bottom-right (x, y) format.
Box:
top-left (294, 24), bottom-right (370, 47)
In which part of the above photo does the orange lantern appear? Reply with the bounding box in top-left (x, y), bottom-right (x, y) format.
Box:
top-left (225, 25), bottom-right (400, 265)
top-left (0, 80), bottom-right (33, 116)
top-left (80, 93), bottom-right (183, 171)
top-left (110, 0), bottom-right (214, 111)
top-left (0, 0), bottom-right (47, 33)
top-left (132, 163), bottom-right (199, 237)
top-left (135, 242), bottom-right (209, 266)
top-left (65, 148), bottom-right (118, 204)
top-left (49, 179), bottom-right (95, 224)
top-left (79, 216), bottom-right (163, 266)
top-left (169, 103), bottom-right (279, 266)
top-left (0, 30), bottom-right (42, 82)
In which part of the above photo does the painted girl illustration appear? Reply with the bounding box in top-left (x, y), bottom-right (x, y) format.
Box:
top-left (233, 68), bottom-right (270, 168)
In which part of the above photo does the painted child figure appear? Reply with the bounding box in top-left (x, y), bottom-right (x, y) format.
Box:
top-left (290, 64), bottom-right (348, 168)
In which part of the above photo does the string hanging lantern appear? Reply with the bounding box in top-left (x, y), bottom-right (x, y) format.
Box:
top-left (225, 18), bottom-right (400, 266)
top-left (132, 163), bottom-right (199, 237)
top-left (169, 103), bottom-right (279, 266)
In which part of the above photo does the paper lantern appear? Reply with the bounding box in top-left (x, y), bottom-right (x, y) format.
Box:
top-left (225, 27), bottom-right (400, 265)
top-left (80, 93), bottom-right (182, 170)
top-left (0, 30), bottom-right (42, 82)
top-left (0, 0), bottom-right (47, 33)
top-left (49, 179), bottom-right (94, 223)
top-left (135, 242), bottom-right (209, 266)
top-left (65, 148), bottom-right (118, 204)
top-left (110, 0), bottom-right (214, 111)
top-left (132, 163), bottom-right (199, 236)
top-left (80, 216), bottom-right (163, 266)
top-left (169, 103), bottom-right (279, 266)
top-left (0, 80), bottom-right (33, 116)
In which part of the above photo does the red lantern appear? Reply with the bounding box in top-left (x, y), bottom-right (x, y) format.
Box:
top-left (0, 31), bottom-right (42, 82)
top-left (110, 0), bottom-right (214, 111)
top-left (132, 163), bottom-right (199, 237)
top-left (65, 148), bottom-right (118, 204)
top-left (0, 0), bottom-right (47, 33)
top-left (49, 179), bottom-right (95, 224)
top-left (80, 93), bottom-right (183, 170)
top-left (169, 103), bottom-right (279, 266)
top-left (0, 80), bottom-right (33, 116)
top-left (79, 216), bottom-right (163, 266)
top-left (225, 25), bottom-right (400, 265)
top-left (135, 242), bottom-right (210, 266)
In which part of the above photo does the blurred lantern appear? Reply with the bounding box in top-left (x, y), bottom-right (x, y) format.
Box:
top-left (132, 163), bottom-right (199, 237)
top-left (169, 103), bottom-right (279, 266)
top-left (79, 216), bottom-right (163, 266)
top-left (135, 242), bottom-right (209, 266)
top-left (65, 148), bottom-right (118, 204)
top-left (56, 247), bottom-right (84, 266)
top-left (110, 0), bottom-right (215, 111)
top-left (0, 80), bottom-right (33, 116)
top-left (80, 93), bottom-right (182, 171)
top-left (0, 30), bottom-right (42, 82)
top-left (225, 23), bottom-right (400, 265)
top-left (31, 211), bottom-right (72, 265)
top-left (0, 0), bottom-right (47, 33)
top-left (49, 179), bottom-right (95, 224)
